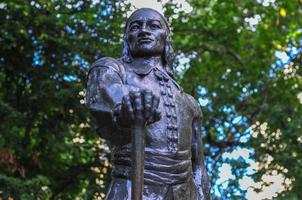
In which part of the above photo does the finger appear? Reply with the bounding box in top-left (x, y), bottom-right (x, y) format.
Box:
top-left (148, 95), bottom-right (160, 124)
top-left (147, 109), bottom-right (161, 124)
top-left (147, 95), bottom-right (159, 123)
top-left (131, 91), bottom-right (144, 118)
top-left (150, 95), bottom-right (159, 114)
top-left (153, 95), bottom-right (160, 109)
top-left (143, 90), bottom-right (153, 120)
top-left (154, 109), bottom-right (161, 122)
top-left (122, 95), bottom-right (134, 120)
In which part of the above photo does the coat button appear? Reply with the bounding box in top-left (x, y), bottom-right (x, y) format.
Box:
top-left (166, 112), bottom-right (172, 118)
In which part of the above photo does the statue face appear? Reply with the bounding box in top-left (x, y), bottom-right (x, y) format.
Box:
top-left (126, 9), bottom-right (168, 58)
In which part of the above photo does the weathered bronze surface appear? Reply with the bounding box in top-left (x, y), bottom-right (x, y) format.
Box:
top-left (86, 8), bottom-right (211, 200)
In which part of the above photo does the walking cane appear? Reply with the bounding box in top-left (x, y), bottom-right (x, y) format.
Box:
top-left (131, 118), bottom-right (146, 200)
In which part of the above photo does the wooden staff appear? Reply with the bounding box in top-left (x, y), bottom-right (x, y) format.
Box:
top-left (131, 118), bottom-right (146, 200)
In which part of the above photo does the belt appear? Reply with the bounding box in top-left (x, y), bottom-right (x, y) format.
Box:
top-left (111, 147), bottom-right (192, 185)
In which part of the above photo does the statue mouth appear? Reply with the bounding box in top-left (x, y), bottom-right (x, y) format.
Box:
top-left (138, 37), bottom-right (154, 43)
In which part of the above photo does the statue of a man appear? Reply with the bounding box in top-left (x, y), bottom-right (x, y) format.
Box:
top-left (86, 8), bottom-right (211, 200)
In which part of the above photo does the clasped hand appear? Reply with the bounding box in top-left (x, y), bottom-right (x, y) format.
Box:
top-left (114, 89), bottom-right (161, 127)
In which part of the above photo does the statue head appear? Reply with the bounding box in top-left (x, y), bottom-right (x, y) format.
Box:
top-left (122, 8), bottom-right (174, 77)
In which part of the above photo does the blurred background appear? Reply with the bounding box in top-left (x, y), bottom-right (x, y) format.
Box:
top-left (0, 0), bottom-right (301, 199)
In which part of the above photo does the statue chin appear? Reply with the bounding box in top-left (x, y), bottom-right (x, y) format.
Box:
top-left (131, 47), bottom-right (163, 58)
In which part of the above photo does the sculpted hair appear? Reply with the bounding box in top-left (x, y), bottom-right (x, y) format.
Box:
top-left (121, 8), bottom-right (175, 78)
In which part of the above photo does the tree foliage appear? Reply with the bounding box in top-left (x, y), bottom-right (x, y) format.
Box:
top-left (0, 0), bottom-right (128, 199)
top-left (0, 0), bottom-right (301, 199)
top-left (167, 0), bottom-right (302, 199)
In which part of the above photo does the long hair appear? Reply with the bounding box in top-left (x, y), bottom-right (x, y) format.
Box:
top-left (121, 8), bottom-right (175, 78)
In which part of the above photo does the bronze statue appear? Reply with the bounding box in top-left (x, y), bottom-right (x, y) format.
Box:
top-left (86, 8), bottom-right (211, 200)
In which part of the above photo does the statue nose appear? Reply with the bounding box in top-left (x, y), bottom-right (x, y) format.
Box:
top-left (142, 24), bottom-right (147, 31)
top-left (138, 29), bottom-right (151, 38)
top-left (139, 24), bottom-right (151, 35)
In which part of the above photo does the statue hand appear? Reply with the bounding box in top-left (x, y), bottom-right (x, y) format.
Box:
top-left (114, 89), bottom-right (161, 127)
top-left (141, 89), bottom-right (161, 125)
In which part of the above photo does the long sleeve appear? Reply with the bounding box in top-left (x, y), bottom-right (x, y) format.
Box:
top-left (85, 57), bottom-right (129, 144)
top-left (189, 95), bottom-right (211, 200)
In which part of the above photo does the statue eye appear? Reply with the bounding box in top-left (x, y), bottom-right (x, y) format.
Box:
top-left (130, 25), bottom-right (140, 31)
top-left (150, 23), bottom-right (161, 30)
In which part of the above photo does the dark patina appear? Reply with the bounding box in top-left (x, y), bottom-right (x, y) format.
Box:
top-left (86, 8), bottom-right (211, 200)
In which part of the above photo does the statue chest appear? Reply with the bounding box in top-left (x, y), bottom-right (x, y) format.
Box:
top-left (125, 69), bottom-right (195, 153)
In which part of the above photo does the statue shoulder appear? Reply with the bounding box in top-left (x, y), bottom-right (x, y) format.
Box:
top-left (184, 93), bottom-right (202, 118)
top-left (88, 57), bottom-right (126, 80)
